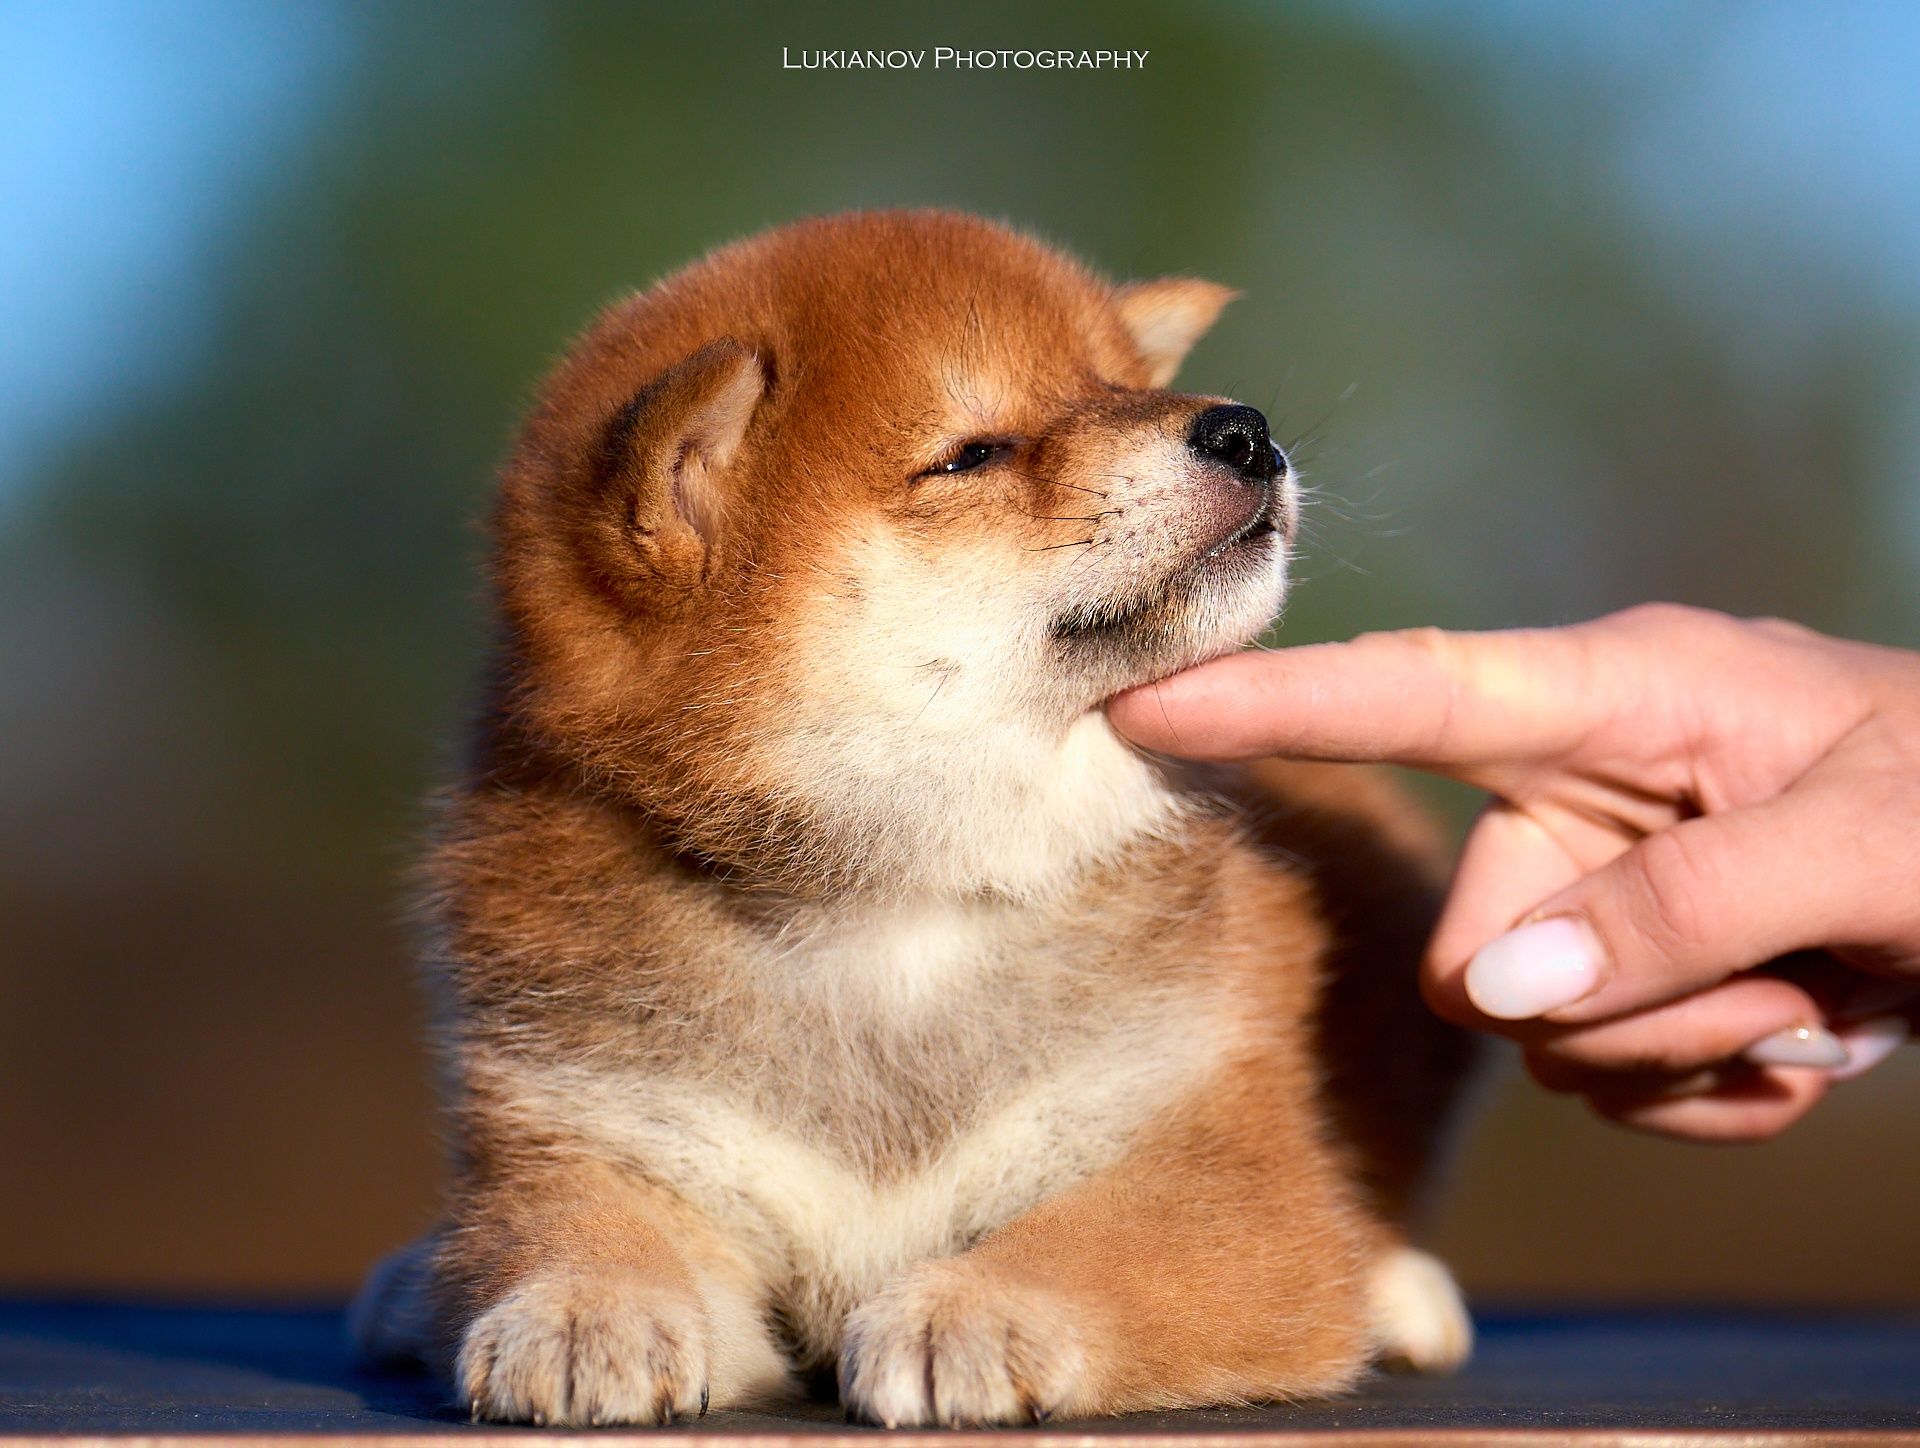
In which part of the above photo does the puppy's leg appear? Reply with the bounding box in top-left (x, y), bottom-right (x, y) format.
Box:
top-left (838, 1070), bottom-right (1376, 1425)
top-left (440, 1154), bottom-right (792, 1425)
top-left (350, 1232), bottom-right (440, 1368)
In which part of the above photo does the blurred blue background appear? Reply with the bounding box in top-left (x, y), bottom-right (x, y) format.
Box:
top-left (2, 0), bottom-right (1915, 1300)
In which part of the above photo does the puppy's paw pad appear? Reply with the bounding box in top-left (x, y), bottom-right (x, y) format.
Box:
top-left (458, 1268), bottom-right (708, 1426)
top-left (838, 1262), bottom-right (1091, 1427)
top-left (1369, 1246), bottom-right (1472, 1374)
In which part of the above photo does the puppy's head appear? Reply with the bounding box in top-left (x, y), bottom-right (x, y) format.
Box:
top-left (492, 211), bottom-right (1294, 895)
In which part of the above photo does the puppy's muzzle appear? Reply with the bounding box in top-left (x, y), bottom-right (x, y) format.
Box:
top-left (1187, 403), bottom-right (1294, 547)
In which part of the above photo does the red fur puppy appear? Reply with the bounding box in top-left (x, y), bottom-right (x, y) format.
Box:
top-left (354, 210), bottom-right (1476, 1427)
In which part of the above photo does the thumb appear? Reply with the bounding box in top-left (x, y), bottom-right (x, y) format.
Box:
top-left (1458, 786), bottom-right (1860, 1026)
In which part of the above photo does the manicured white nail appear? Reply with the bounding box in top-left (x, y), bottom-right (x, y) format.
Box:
top-left (1743, 1022), bottom-right (1850, 1070)
top-left (1465, 916), bottom-right (1605, 1020)
top-left (1830, 1015), bottom-right (1909, 1080)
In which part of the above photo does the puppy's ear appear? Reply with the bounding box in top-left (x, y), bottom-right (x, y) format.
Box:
top-left (1114, 278), bottom-right (1237, 387)
top-left (595, 338), bottom-right (766, 584)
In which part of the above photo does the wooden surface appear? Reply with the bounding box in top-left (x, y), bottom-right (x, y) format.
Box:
top-left (0, 1301), bottom-right (1917, 1444)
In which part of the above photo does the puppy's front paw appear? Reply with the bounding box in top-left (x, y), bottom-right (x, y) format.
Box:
top-left (458, 1267), bottom-right (708, 1426)
top-left (1369, 1246), bottom-right (1472, 1375)
top-left (838, 1261), bottom-right (1094, 1427)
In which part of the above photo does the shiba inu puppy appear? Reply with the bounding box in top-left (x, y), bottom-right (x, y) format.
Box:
top-left (354, 210), bottom-right (1476, 1427)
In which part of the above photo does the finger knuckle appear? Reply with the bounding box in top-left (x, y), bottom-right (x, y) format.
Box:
top-left (1377, 625), bottom-right (1454, 669)
top-left (1623, 827), bottom-right (1725, 958)
top-left (1382, 627), bottom-right (1467, 747)
top-left (1747, 614), bottom-right (1818, 645)
top-left (1612, 601), bottom-right (1724, 637)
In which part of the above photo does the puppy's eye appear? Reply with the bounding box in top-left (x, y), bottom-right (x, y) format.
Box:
top-left (926, 441), bottom-right (1006, 477)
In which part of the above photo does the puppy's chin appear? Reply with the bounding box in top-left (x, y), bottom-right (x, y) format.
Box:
top-left (1051, 532), bottom-right (1289, 698)
top-left (1187, 526), bottom-right (1292, 661)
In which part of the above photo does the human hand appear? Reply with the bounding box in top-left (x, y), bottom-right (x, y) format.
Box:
top-left (1107, 604), bottom-right (1920, 1140)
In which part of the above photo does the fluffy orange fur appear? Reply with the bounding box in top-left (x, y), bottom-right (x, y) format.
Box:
top-left (355, 211), bottom-right (1476, 1428)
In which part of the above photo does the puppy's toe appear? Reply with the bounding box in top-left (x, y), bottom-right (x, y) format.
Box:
top-left (458, 1267), bottom-right (708, 1426)
top-left (838, 1261), bottom-right (1092, 1427)
top-left (1369, 1246), bottom-right (1472, 1375)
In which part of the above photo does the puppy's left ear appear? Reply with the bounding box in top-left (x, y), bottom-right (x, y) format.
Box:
top-left (1114, 278), bottom-right (1238, 387)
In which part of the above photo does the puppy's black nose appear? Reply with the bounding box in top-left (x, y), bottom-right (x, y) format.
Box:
top-left (1188, 403), bottom-right (1283, 484)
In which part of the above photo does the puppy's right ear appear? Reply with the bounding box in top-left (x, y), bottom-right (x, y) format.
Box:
top-left (1114, 278), bottom-right (1237, 388)
top-left (591, 338), bottom-right (766, 587)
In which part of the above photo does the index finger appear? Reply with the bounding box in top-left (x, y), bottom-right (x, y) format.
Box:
top-left (1104, 626), bottom-right (1600, 775)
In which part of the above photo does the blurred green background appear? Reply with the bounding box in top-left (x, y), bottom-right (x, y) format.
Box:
top-left (3, 0), bottom-right (1916, 1302)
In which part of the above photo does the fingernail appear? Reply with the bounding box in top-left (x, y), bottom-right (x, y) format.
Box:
top-left (1830, 1015), bottom-right (1908, 1081)
top-left (1743, 1022), bottom-right (1850, 1070)
top-left (1465, 916), bottom-right (1605, 1020)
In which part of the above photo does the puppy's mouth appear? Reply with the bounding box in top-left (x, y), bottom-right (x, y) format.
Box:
top-left (1205, 481), bottom-right (1280, 559)
top-left (1048, 488), bottom-right (1284, 652)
